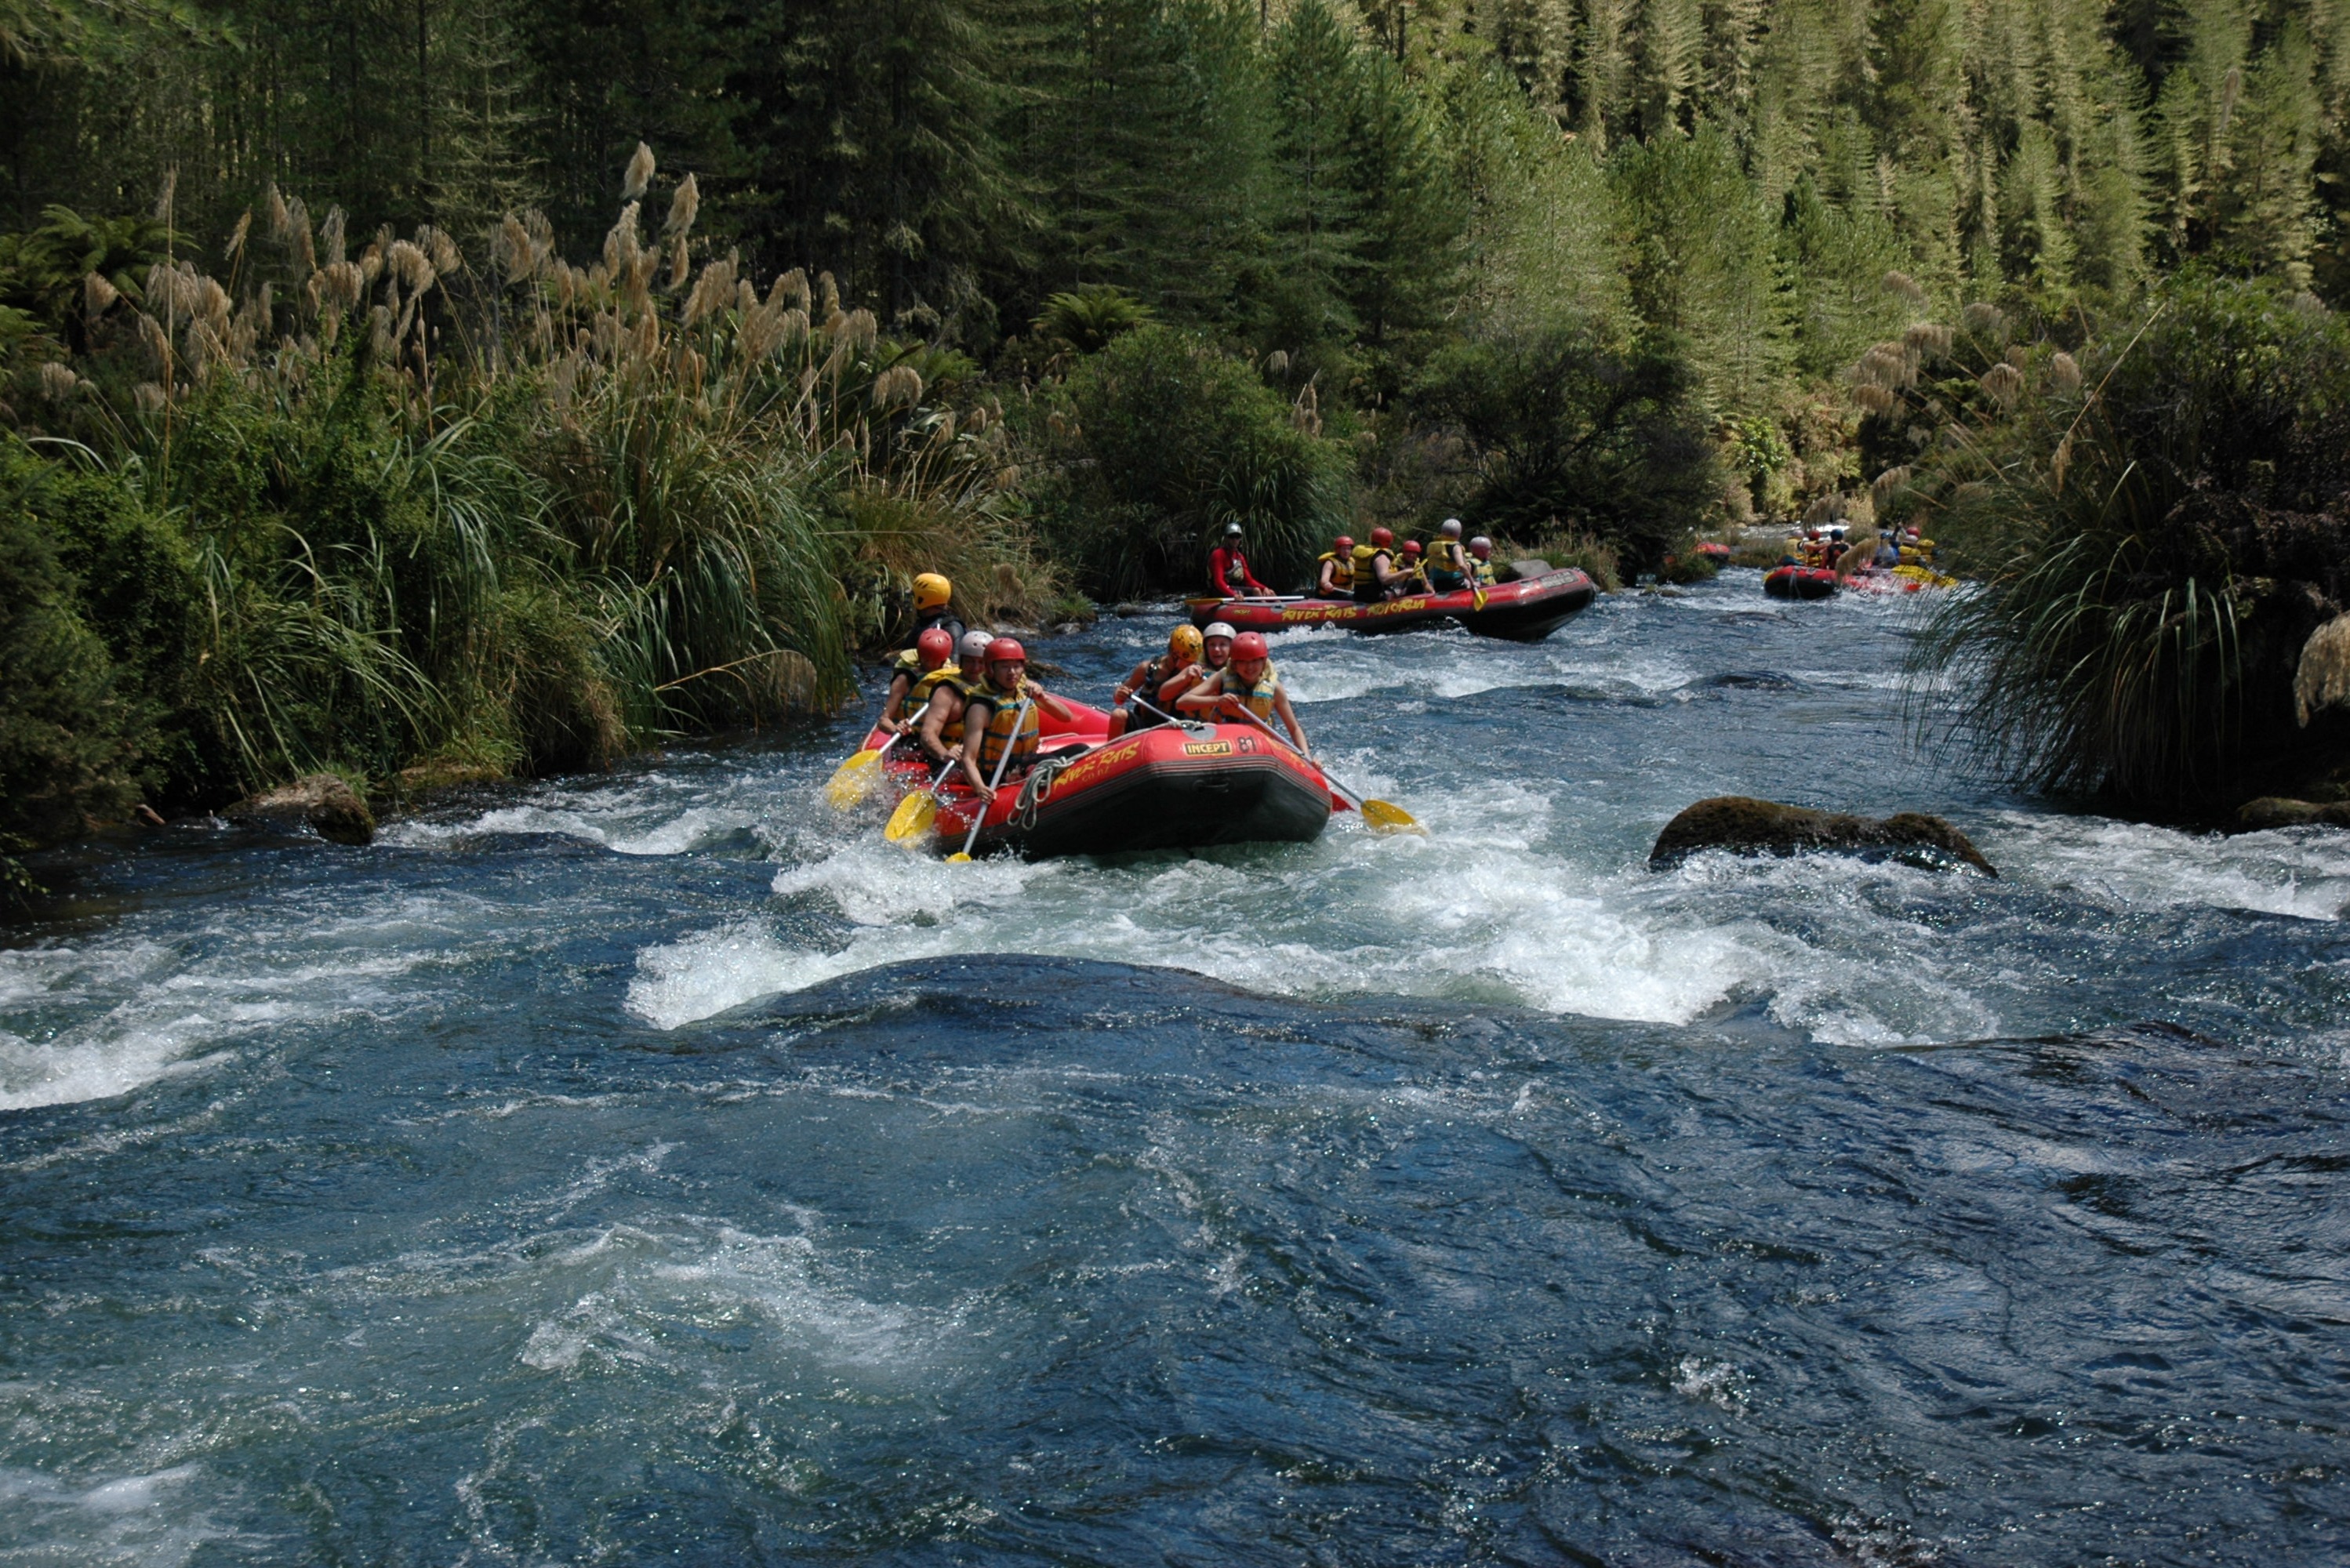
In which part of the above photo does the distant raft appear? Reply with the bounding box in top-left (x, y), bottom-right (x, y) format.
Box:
top-left (1839, 564), bottom-right (1960, 596)
top-left (1187, 567), bottom-right (1597, 642)
top-left (928, 720), bottom-right (1335, 860)
top-left (1763, 565), bottom-right (1840, 601)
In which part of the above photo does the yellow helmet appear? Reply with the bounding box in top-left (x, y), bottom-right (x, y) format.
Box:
top-left (1168, 624), bottom-right (1204, 659)
top-left (912, 572), bottom-right (952, 612)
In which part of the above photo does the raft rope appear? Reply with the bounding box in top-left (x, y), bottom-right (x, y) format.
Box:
top-left (1013, 753), bottom-right (1078, 829)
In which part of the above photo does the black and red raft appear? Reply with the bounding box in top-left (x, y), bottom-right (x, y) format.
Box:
top-left (1763, 565), bottom-right (1839, 601)
top-left (855, 699), bottom-right (1341, 859)
top-left (1186, 566), bottom-right (1596, 642)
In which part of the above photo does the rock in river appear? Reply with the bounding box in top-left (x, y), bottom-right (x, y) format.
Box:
top-left (1650, 795), bottom-right (1995, 876)
top-left (231, 774), bottom-right (376, 845)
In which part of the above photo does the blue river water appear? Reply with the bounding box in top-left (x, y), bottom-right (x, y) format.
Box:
top-left (3, 570), bottom-right (2348, 1564)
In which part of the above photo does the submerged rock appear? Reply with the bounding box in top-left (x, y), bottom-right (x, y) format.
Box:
top-left (232, 774), bottom-right (376, 845)
top-left (1650, 796), bottom-right (1996, 876)
top-left (2236, 797), bottom-right (2350, 832)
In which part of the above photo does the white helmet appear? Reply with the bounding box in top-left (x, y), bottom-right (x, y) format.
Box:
top-left (1203, 621), bottom-right (1237, 641)
top-left (1440, 517), bottom-right (1462, 538)
top-left (1468, 536), bottom-right (1492, 556)
top-left (957, 630), bottom-right (993, 664)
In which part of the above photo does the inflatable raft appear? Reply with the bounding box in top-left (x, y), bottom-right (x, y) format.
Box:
top-left (1763, 566), bottom-right (1839, 601)
top-left (930, 720), bottom-right (1335, 859)
top-left (1187, 567), bottom-right (1596, 642)
top-left (1841, 564), bottom-right (1958, 594)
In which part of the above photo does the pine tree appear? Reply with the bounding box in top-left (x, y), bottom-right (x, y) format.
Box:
top-left (1262, 0), bottom-right (1363, 349)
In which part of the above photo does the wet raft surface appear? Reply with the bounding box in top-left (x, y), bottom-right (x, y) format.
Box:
top-left (4, 570), bottom-right (2349, 1563)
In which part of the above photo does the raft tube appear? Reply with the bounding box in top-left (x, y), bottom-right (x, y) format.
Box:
top-left (1763, 566), bottom-right (1839, 601)
top-left (1186, 568), bottom-right (1597, 643)
top-left (931, 720), bottom-right (1335, 860)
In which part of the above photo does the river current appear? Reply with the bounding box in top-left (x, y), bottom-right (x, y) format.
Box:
top-left (3, 570), bottom-right (2347, 1564)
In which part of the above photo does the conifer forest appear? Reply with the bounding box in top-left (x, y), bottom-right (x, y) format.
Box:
top-left (4, 0), bottom-right (2349, 865)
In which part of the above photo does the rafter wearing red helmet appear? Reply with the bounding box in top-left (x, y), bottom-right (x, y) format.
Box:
top-left (956, 636), bottom-right (1075, 800)
top-left (1315, 535), bottom-right (1357, 599)
top-left (885, 626), bottom-right (958, 733)
top-left (1175, 630), bottom-right (1310, 755)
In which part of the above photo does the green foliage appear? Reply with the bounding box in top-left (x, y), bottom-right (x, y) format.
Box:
top-left (1908, 273), bottom-right (2350, 808)
top-left (0, 438), bottom-right (147, 851)
top-left (1033, 284), bottom-right (1155, 354)
top-left (1043, 324), bottom-right (1349, 597)
top-left (1408, 321), bottom-right (1724, 573)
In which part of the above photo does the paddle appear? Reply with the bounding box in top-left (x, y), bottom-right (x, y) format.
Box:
top-left (884, 757), bottom-right (958, 844)
top-left (824, 731), bottom-right (895, 810)
top-left (1132, 693), bottom-right (1422, 836)
top-left (946, 698), bottom-right (1032, 862)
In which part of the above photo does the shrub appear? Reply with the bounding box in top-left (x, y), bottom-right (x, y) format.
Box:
top-left (1407, 321), bottom-right (1723, 574)
top-left (1901, 274), bottom-right (2350, 808)
top-left (0, 443), bottom-right (148, 858)
top-left (1043, 325), bottom-right (1350, 597)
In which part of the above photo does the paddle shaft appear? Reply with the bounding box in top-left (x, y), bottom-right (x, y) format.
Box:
top-left (953, 698), bottom-right (1031, 859)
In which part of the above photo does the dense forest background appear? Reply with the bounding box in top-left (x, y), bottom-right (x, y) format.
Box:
top-left (3, 0), bottom-right (2348, 857)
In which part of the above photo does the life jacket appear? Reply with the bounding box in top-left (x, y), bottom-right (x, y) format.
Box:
top-left (1426, 539), bottom-right (1468, 591)
top-left (1221, 549), bottom-right (1252, 589)
top-left (1223, 660), bottom-right (1279, 722)
top-left (905, 663), bottom-right (961, 722)
top-left (1351, 545), bottom-right (1388, 602)
top-left (1317, 550), bottom-right (1355, 592)
top-left (969, 681), bottom-right (1041, 774)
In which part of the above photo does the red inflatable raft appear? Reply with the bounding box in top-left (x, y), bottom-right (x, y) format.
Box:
top-left (929, 720), bottom-right (1336, 859)
top-left (1187, 567), bottom-right (1596, 642)
top-left (1763, 566), bottom-right (1839, 601)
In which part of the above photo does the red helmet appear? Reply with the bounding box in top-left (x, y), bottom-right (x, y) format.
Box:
top-left (986, 637), bottom-right (1026, 666)
top-left (1370, 526), bottom-right (1394, 547)
top-left (1230, 631), bottom-right (1269, 662)
top-left (916, 627), bottom-right (953, 666)
top-left (1334, 535), bottom-right (1354, 552)
top-left (1401, 539), bottom-right (1423, 556)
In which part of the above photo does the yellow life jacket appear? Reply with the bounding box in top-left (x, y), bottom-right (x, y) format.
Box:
top-left (1223, 660), bottom-right (1280, 722)
top-left (970, 680), bottom-right (1041, 773)
top-left (1317, 550), bottom-right (1355, 591)
top-left (904, 663), bottom-right (960, 722)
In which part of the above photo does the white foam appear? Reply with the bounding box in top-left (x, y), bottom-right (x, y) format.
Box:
top-left (0, 1462), bottom-right (231, 1568)
top-left (1991, 811), bottom-right (2350, 921)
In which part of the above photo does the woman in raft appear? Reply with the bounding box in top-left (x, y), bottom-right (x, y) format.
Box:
top-left (1108, 624), bottom-right (1204, 739)
top-left (1175, 631), bottom-right (1310, 755)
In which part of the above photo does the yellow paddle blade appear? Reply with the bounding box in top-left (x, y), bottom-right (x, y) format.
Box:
top-left (945, 851), bottom-right (974, 863)
top-left (824, 747), bottom-right (883, 810)
top-left (1360, 798), bottom-right (1425, 836)
top-left (884, 790), bottom-right (939, 844)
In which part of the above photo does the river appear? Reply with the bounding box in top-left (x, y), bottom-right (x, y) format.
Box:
top-left (3, 570), bottom-right (2347, 1564)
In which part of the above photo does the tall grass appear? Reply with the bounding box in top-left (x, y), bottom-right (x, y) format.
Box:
top-left (1889, 274), bottom-right (2350, 809)
top-left (2, 169), bottom-right (1054, 806)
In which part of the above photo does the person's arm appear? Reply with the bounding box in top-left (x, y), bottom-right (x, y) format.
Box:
top-left (1239, 553), bottom-right (1273, 596)
top-left (1272, 686), bottom-right (1309, 756)
top-left (1209, 547), bottom-right (1234, 594)
top-left (916, 687), bottom-right (958, 762)
top-left (1175, 670), bottom-right (1228, 713)
top-left (959, 700), bottom-right (995, 795)
top-left (1158, 662), bottom-right (1203, 708)
top-left (884, 671), bottom-right (913, 730)
top-left (1030, 684), bottom-right (1074, 724)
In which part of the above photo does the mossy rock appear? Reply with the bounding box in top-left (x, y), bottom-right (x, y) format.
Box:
top-left (2235, 797), bottom-right (2350, 832)
top-left (1650, 796), bottom-right (1995, 876)
top-left (231, 774), bottom-right (376, 845)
